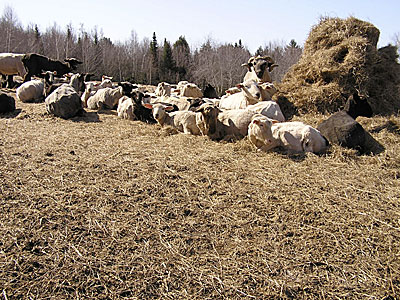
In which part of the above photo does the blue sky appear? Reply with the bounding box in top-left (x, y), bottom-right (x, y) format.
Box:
top-left (3, 0), bottom-right (399, 52)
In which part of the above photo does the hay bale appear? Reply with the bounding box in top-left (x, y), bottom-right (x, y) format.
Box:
top-left (276, 17), bottom-right (400, 117)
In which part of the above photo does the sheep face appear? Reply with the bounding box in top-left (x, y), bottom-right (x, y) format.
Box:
top-left (248, 115), bottom-right (274, 144)
top-left (196, 104), bottom-right (219, 136)
top-left (143, 103), bottom-right (174, 126)
top-left (240, 80), bottom-right (263, 101)
top-left (259, 82), bottom-right (277, 100)
top-left (152, 104), bottom-right (167, 124)
top-left (243, 56), bottom-right (278, 83)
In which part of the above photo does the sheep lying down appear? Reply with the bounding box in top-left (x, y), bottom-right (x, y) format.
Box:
top-left (144, 103), bottom-right (202, 135)
top-left (248, 114), bottom-right (329, 154)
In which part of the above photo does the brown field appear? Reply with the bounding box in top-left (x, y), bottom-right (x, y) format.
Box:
top-left (1, 93), bottom-right (400, 299)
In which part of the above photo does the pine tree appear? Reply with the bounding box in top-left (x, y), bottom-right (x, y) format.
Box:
top-left (287, 39), bottom-right (299, 49)
top-left (255, 46), bottom-right (264, 56)
top-left (173, 36), bottom-right (190, 81)
top-left (161, 39), bottom-right (176, 82)
top-left (149, 32), bottom-right (159, 84)
top-left (33, 24), bottom-right (45, 54)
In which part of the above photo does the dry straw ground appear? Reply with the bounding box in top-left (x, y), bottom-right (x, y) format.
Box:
top-left (1, 95), bottom-right (400, 299)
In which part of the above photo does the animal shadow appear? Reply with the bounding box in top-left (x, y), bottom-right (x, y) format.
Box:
top-left (370, 120), bottom-right (400, 136)
top-left (0, 109), bottom-right (22, 119)
top-left (71, 111), bottom-right (100, 123)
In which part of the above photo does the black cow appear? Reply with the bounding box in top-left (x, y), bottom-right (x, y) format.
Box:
top-left (317, 93), bottom-right (380, 154)
top-left (22, 53), bottom-right (82, 82)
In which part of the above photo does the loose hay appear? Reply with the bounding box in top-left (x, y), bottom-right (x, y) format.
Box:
top-left (276, 17), bottom-right (400, 117)
top-left (1, 92), bottom-right (400, 299)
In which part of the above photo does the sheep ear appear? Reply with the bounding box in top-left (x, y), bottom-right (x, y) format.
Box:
top-left (143, 103), bottom-right (153, 109)
top-left (252, 119), bottom-right (260, 125)
top-left (165, 105), bottom-right (174, 111)
top-left (271, 119), bottom-right (279, 124)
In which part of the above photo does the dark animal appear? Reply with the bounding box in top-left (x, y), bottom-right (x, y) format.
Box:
top-left (84, 73), bottom-right (95, 82)
top-left (188, 98), bottom-right (207, 111)
top-left (131, 92), bottom-right (156, 123)
top-left (203, 84), bottom-right (218, 98)
top-left (118, 81), bottom-right (138, 97)
top-left (317, 93), bottom-right (380, 154)
top-left (22, 53), bottom-right (82, 82)
top-left (0, 92), bottom-right (16, 114)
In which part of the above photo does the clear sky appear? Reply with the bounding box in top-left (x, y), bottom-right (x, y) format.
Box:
top-left (3, 0), bottom-right (399, 53)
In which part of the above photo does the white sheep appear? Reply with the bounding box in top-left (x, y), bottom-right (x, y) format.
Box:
top-left (16, 71), bottom-right (55, 103)
top-left (219, 80), bottom-right (264, 110)
top-left (248, 116), bottom-right (328, 154)
top-left (196, 103), bottom-right (258, 141)
top-left (155, 82), bottom-right (172, 97)
top-left (16, 79), bottom-right (45, 103)
top-left (87, 86), bottom-right (124, 110)
top-left (144, 103), bottom-right (201, 135)
top-left (246, 101), bottom-right (285, 122)
top-left (117, 96), bottom-right (136, 120)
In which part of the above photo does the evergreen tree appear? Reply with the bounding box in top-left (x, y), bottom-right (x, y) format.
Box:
top-left (287, 39), bottom-right (299, 49)
top-left (33, 24), bottom-right (45, 54)
top-left (149, 32), bottom-right (159, 84)
top-left (173, 35), bottom-right (190, 81)
top-left (160, 39), bottom-right (176, 82)
top-left (255, 46), bottom-right (264, 56)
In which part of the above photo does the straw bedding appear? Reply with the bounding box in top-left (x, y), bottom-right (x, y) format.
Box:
top-left (1, 96), bottom-right (399, 299)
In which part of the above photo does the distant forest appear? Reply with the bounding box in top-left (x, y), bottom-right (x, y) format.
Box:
top-left (1, 6), bottom-right (304, 94)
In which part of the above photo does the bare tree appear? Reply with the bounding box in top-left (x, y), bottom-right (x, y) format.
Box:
top-left (0, 5), bottom-right (303, 87)
top-left (0, 6), bottom-right (24, 52)
top-left (257, 40), bottom-right (303, 82)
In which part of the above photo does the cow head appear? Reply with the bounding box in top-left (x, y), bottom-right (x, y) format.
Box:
top-left (64, 58), bottom-right (82, 71)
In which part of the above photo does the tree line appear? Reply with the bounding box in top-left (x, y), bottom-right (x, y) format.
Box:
top-left (0, 6), bottom-right (303, 95)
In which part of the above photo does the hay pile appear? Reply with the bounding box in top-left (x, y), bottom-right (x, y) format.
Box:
top-left (276, 17), bottom-right (400, 116)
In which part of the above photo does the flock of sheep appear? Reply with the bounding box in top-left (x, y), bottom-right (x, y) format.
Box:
top-left (0, 53), bottom-right (376, 155)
